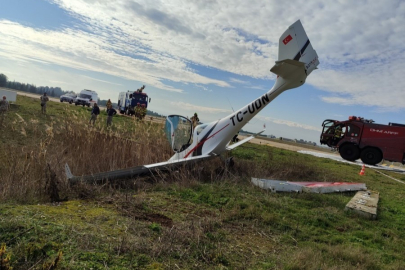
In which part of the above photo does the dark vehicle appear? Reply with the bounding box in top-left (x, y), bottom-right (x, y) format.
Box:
top-left (320, 116), bottom-right (405, 165)
top-left (60, 93), bottom-right (77, 104)
top-left (118, 86), bottom-right (151, 118)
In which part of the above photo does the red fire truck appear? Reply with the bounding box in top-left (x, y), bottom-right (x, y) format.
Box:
top-left (320, 116), bottom-right (405, 165)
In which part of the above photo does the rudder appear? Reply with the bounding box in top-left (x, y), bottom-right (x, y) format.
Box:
top-left (278, 20), bottom-right (319, 75)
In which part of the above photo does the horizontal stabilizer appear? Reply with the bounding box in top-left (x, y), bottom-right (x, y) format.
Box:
top-left (227, 130), bottom-right (265, 150)
top-left (270, 59), bottom-right (306, 78)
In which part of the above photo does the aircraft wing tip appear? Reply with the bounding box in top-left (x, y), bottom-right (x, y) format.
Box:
top-left (65, 163), bottom-right (74, 179)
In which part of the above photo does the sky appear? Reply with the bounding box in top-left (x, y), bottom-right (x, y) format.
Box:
top-left (1, 0), bottom-right (405, 143)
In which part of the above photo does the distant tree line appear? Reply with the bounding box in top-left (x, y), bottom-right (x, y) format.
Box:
top-left (0, 73), bottom-right (7, 87)
top-left (1, 73), bottom-right (110, 106)
top-left (146, 110), bottom-right (165, 117)
top-left (0, 73), bottom-right (69, 98)
top-left (0, 73), bottom-right (166, 117)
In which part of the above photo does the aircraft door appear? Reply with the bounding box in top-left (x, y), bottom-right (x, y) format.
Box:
top-left (164, 115), bottom-right (193, 152)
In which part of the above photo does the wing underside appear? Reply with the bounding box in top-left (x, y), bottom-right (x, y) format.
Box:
top-left (66, 155), bottom-right (212, 184)
top-left (226, 130), bottom-right (265, 151)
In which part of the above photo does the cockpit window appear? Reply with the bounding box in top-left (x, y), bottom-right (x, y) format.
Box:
top-left (164, 115), bottom-right (193, 152)
top-left (347, 124), bottom-right (360, 137)
top-left (79, 94), bottom-right (91, 99)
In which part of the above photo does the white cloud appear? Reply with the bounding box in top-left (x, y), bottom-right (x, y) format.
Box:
top-left (229, 77), bottom-right (250, 85)
top-left (310, 59), bottom-right (405, 109)
top-left (0, 0), bottom-right (405, 111)
top-left (0, 19), bottom-right (229, 93)
top-left (170, 101), bottom-right (232, 114)
top-left (79, 75), bottom-right (123, 86)
top-left (250, 85), bottom-right (267, 91)
top-left (256, 115), bottom-right (321, 132)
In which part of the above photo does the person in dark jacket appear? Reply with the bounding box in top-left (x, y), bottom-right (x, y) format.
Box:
top-left (106, 107), bottom-right (117, 127)
top-left (89, 103), bottom-right (100, 125)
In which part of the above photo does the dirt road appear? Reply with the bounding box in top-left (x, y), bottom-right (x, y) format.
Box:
top-left (15, 90), bottom-right (108, 110)
top-left (15, 90), bottom-right (60, 102)
top-left (239, 135), bottom-right (333, 154)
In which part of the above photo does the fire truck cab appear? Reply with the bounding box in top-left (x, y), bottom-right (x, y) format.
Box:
top-left (320, 116), bottom-right (405, 165)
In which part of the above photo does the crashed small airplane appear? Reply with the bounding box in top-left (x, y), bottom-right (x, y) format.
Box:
top-left (66, 20), bottom-right (320, 183)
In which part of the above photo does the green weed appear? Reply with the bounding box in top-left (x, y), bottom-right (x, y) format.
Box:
top-left (0, 95), bottom-right (404, 269)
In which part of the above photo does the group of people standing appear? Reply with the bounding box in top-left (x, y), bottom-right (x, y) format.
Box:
top-left (1, 93), bottom-right (49, 127)
top-left (39, 93), bottom-right (118, 127)
top-left (89, 99), bottom-right (117, 127)
top-left (1, 92), bottom-right (119, 128)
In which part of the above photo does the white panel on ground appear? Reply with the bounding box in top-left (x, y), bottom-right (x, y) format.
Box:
top-left (294, 182), bottom-right (367, 193)
top-left (345, 190), bottom-right (379, 220)
top-left (251, 178), bottom-right (366, 193)
top-left (251, 178), bottom-right (303, 193)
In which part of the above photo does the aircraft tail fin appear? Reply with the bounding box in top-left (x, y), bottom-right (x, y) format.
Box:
top-left (277, 20), bottom-right (319, 76)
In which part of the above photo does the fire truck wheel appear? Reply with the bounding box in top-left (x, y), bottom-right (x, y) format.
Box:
top-left (339, 143), bottom-right (360, 161)
top-left (360, 147), bottom-right (382, 165)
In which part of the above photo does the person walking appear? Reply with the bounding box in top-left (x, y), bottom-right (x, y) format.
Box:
top-left (89, 103), bottom-right (100, 125)
top-left (0, 95), bottom-right (10, 126)
top-left (40, 93), bottom-right (49, 114)
top-left (106, 107), bottom-right (117, 127)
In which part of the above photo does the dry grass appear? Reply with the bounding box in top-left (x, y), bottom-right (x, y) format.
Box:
top-left (0, 96), bottom-right (327, 203)
top-left (0, 104), bottom-right (172, 203)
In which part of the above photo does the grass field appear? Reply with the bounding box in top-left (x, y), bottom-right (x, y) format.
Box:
top-left (0, 96), bottom-right (404, 270)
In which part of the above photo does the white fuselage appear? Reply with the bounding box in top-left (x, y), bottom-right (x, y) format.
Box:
top-left (168, 19), bottom-right (319, 162)
top-left (169, 73), bottom-right (307, 162)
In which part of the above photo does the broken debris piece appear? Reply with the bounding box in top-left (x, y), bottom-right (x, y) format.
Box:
top-left (345, 190), bottom-right (379, 220)
top-left (251, 178), bottom-right (367, 193)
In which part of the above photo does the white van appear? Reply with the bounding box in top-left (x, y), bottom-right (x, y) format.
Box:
top-left (0, 89), bottom-right (17, 102)
top-left (75, 89), bottom-right (98, 107)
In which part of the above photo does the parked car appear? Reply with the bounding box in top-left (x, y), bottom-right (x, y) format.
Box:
top-left (60, 93), bottom-right (77, 104)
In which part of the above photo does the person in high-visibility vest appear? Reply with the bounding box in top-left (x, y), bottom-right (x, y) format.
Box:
top-left (106, 99), bottom-right (112, 109)
top-left (140, 104), bottom-right (147, 119)
top-left (135, 103), bottom-right (141, 119)
top-left (333, 125), bottom-right (343, 145)
top-left (334, 125), bottom-right (342, 138)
